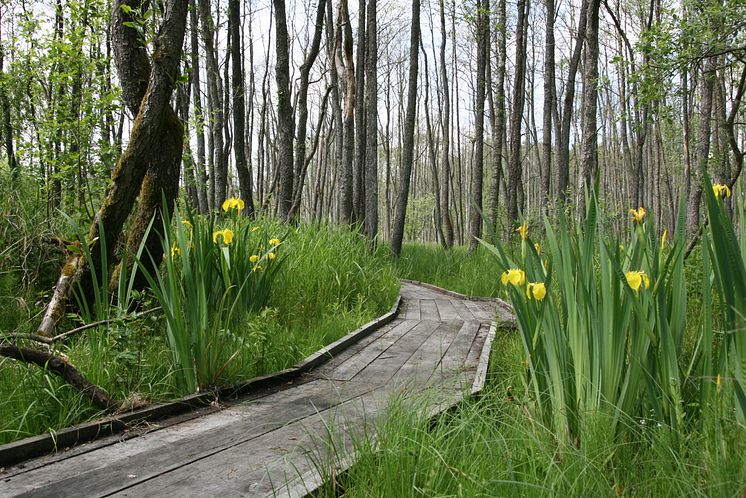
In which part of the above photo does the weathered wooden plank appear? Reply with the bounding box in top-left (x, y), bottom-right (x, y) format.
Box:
top-left (464, 300), bottom-right (495, 320)
top-left (419, 299), bottom-right (441, 321)
top-left (471, 322), bottom-right (497, 395)
top-left (0, 379), bottom-right (375, 497)
top-left (403, 300), bottom-right (421, 320)
top-left (434, 298), bottom-right (461, 321)
top-left (448, 298), bottom-right (478, 321)
top-left (323, 319), bottom-right (420, 381)
top-left (352, 320), bottom-right (442, 385)
top-left (109, 388), bottom-right (393, 497)
top-left (390, 320), bottom-right (463, 387)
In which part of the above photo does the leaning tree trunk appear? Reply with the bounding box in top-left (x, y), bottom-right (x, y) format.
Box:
top-left (38, 0), bottom-right (188, 336)
top-left (290, 0), bottom-right (327, 219)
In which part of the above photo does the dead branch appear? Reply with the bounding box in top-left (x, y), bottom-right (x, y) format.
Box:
top-left (37, 253), bottom-right (84, 337)
top-left (7, 306), bottom-right (162, 346)
top-left (0, 344), bottom-right (118, 411)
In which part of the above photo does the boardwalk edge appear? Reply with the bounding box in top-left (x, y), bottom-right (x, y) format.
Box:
top-left (0, 295), bottom-right (404, 468)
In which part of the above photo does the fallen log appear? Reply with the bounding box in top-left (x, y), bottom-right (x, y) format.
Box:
top-left (0, 343), bottom-right (118, 412)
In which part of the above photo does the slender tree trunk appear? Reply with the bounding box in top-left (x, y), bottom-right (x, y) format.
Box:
top-left (353, 0), bottom-right (367, 223)
top-left (507, 0), bottom-right (528, 223)
top-left (230, 0), bottom-right (255, 216)
top-left (391, 0), bottom-right (420, 256)
top-left (338, 0), bottom-right (355, 225)
top-left (189, 0), bottom-right (208, 213)
top-left (438, 0), bottom-right (453, 247)
top-left (326, 0), bottom-right (344, 223)
top-left (290, 0), bottom-right (327, 219)
top-left (273, 0), bottom-right (295, 221)
top-left (468, 0), bottom-right (489, 251)
top-left (577, 0), bottom-right (600, 215)
top-left (686, 57), bottom-right (716, 236)
top-left (541, 0), bottom-right (556, 212)
top-left (0, 15), bottom-right (18, 177)
top-left (364, 0), bottom-right (378, 241)
top-left (557, 0), bottom-right (589, 202)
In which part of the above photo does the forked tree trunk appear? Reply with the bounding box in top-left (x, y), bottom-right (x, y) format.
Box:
top-left (38, 0), bottom-right (188, 336)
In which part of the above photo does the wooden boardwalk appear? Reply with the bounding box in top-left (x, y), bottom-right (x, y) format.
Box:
top-left (1, 281), bottom-right (513, 498)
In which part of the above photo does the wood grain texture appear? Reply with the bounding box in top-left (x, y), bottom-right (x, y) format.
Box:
top-left (0, 281), bottom-right (512, 497)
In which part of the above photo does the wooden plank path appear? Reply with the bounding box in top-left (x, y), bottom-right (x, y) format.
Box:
top-left (0, 281), bottom-right (514, 498)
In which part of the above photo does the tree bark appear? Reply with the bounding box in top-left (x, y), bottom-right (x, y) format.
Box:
top-left (189, 0), bottom-right (209, 213)
top-left (364, 0), bottom-right (378, 240)
top-left (229, 0), bottom-right (254, 215)
top-left (338, 0), bottom-right (356, 225)
top-left (438, 0), bottom-right (454, 247)
top-left (557, 0), bottom-right (589, 202)
top-left (39, 0), bottom-right (188, 336)
top-left (507, 0), bottom-right (528, 224)
top-left (577, 0), bottom-right (600, 215)
top-left (353, 0), bottom-right (367, 223)
top-left (290, 0), bottom-right (327, 219)
top-left (273, 0), bottom-right (295, 221)
top-left (541, 0), bottom-right (556, 212)
top-left (391, 0), bottom-right (421, 256)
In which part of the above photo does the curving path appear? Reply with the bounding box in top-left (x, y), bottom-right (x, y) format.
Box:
top-left (0, 281), bottom-right (513, 498)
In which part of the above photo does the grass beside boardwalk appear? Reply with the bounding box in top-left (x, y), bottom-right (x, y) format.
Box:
top-left (0, 219), bottom-right (398, 445)
top-left (317, 329), bottom-right (746, 497)
top-left (396, 243), bottom-right (501, 298)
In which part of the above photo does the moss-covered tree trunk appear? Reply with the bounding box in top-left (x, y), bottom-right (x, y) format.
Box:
top-left (38, 0), bottom-right (188, 335)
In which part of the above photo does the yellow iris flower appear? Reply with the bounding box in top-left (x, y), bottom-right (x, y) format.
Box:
top-left (222, 197), bottom-right (245, 212)
top-left (526, 282), bottom-right (547, 301)
top-left (625, 270), bottom-right (650, 291)
top-left (268, 252), bottom-right (277, 261)
top-left (501, 268), bottom-right (526, 287)
top-left (629, 207), bottom-right (646, 223)
top-left (516, 222), bottom-right (528, 239)
top-left (249, 254), bottom-right (260, 263)
top-left (269, 238), bottom-right (281, 246)
top-left (212, 229), bottom-right (234, 245)
top-left (713, 183), bottom-right (731, 199)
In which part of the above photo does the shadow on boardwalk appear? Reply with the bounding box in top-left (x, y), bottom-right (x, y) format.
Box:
top-left (0, 281), bottom-right (514, 498)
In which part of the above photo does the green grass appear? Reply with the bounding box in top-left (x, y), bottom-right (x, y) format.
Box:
top-left (395, 243), bottom-right (501, 298)
top-left (0, 216), bottom-right (399, 445)
top-left (315, 330), bottom-right (746, 497)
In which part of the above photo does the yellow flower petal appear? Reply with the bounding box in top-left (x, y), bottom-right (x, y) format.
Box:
top-left (249, 255), bottom-right (259, 263)
top-left (213, 229), bottom-right (234, 245)
top-left (269, 238), bottom-right (281, 246)
top-left (501, 269), bottom-right (525, 287)
top-left (516, 222), bottom-right (528, 239)
top-left (526, 283), bottom-right (544, 300)
top-left (625, 271), bottom-right (649, 291)
top-left (268, 252), bottom-right (277, 261)
top-left (629, 207), bottom-right (646, 223)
